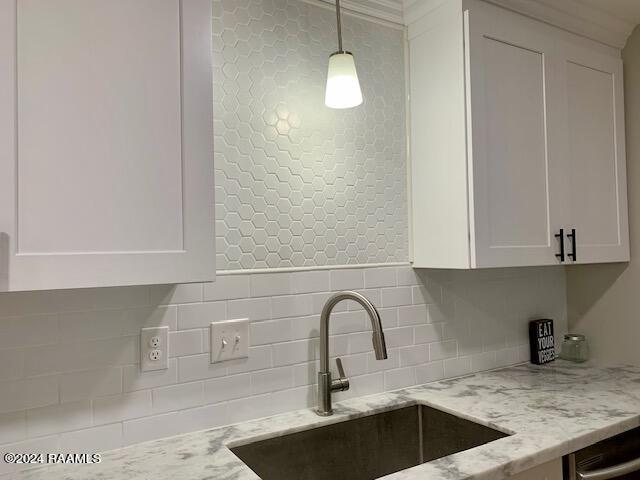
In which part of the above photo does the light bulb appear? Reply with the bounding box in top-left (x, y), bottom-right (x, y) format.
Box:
top-left (325, 52), bottom-right (363, 109)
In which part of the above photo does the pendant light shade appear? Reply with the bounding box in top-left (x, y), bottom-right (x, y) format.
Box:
top-left (325, 0), bottom-right (363, 109)
top-left (325, 52), bottom-right (363, 109)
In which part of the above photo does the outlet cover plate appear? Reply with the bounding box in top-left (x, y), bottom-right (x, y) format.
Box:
top-left (210, 319), bottom-right (249, 363)
top-left (141, 326), bottom-right (169, 372)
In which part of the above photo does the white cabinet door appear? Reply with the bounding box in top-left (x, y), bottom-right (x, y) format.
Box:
top-left (557, 43), bottom-right (629, 264)
top-left (509, 459), bottom-right (563, 480)
top-left (0, 0), bottom-right (214, 291)
top-left (465, 5), bottom-right (565, 268)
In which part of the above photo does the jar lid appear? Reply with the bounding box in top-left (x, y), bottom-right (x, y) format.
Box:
top-left (564, 333), bottom-right (586, 341)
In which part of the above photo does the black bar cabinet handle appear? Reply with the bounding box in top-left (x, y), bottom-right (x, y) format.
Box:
top-left (567, 228), bottom-right (577, 261)
top-left (555, 228), bottom-right (565, 262)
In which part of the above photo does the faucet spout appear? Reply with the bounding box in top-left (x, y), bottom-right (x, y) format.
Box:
top-left (372, 330), bottom-right (387, 360)
top-left (317, 291), bottom-right (387, 416)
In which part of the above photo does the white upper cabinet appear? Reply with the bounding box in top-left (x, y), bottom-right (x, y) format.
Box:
top-left (0, 0), bottom-right (215, 291)
top-left (465, 4), bottom-right (562, 267)
top-left (408, 0), bottom-right (629, 269)
top-left (558, 43), bottom-right (629, 264)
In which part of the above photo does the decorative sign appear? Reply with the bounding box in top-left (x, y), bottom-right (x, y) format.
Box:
top-left (529, 319), bottom-right (555, 365)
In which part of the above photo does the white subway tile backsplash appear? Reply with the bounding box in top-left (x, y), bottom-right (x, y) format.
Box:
top-left (149, 284), bottom-right (203, 306)
top-left (60, 367), bottom-right (123, 402)
top-left (177, 354), bottom-right (226, 383)
top-left (428, 303), bottom-right (453, 325)
top-left (378, 308), bottom-right (398, 329)
top-left (443, 356), bottom-right (472, 378)
top-left (415, 362), bottom-right (445, 384)
top-left (225, 394), bottom-right (274, 425)
top-left (26, 401), bottom-right (92, 437)
top-left (329, 335), bottom-right (350, 357)
top-left (0, 412), bottom-right (26, 445)
top-left (471, 351), bottom-right (497, 373)
top-left (251, 319), bottom-right (292, 346)
top-left (330, 269), bottom-right (364, 291)
top-left (124, 358), bottom-right (178, 392)
top-left (339, 373), bottom-right (383, 399)
top-left (271, 295), bottom-right (313, 318)
top-left (398, 345), bottom-right (429, 367)
top-left (384, 327), bottom-right (414, 348)
top-left (0, 436), bottom-right (59, 475)
top-left (293, 362), bottom-right (318, 387)
top-left (350, 289), bottom-right (382, 309)
top-left (93, 391), bottom-right (152, 425)
top-left (412, 285), bottom-right (441, 305)
top-left (60, 311), bottom-right (124, 342)
top-left (22, 344), bottom-right (61, 377)
top-left (364, 268), bottom-right (397, 288)
top-left (397, 304), bottom-right (428, 326)
top-left (169, 330), bottom-right (203, 357)
top-left (251, 367), bottom-right (293, 395)
top-left (122, 306), bottom-right (177, 335)
top-left (60, 337), bottom-right (137, 372)
top-left (177, 403), bottom-right (228, 433)
top-left (228, 298), bottom-right (271, 321)
top-left (414, 324), bottom-right (443, 345)
top-left (291, 271), bottom-right (330, 294)
top-left (224, 346), bottom-right (272, 375)
top-left (348, 332), bottom-right (375, 354)
top-left (384, 367), bottom-right (416, 391)
top-left (339, 354), bottom-right (368, 377)
top-left (203, 276), bottom-right (249, 301)
top-left (290, 315), bottom-right (321, 340)
top-left (0, 263), bottom-right (567, 460)
top-left (273, 339), bottom-right (315, 367)
top-left (367, 350), bottom-right (399, 374)
top-left (495, 346), bottom-right (519, 368)
top-left (92, 286), bottom-right (150, 311)
top-left (122, 412), bottom-right (183, 446)
top-left (204, 374), bottom-right (252, 404)
top-left (271, 386), bottom-right (315, 414)
top-left (312, 293), bottom-right (349, 314)
top-left (396, 267), bottom-right (420, 287)
top-left (152, 382), bottom-right (204, 414)
top-left (327, 311), bottom-right (366, 335)
top-left (0, 315), bottom-right (59, 349)
top-left (178, 302), bottom-right (226, 330)
top-left (59, 424), bottom-right (123, 453)
top-left (0, 349), bottom-right (24, 381)
top-left (0, 377), bottom-right (59, 413)
top-left (250, 273), bottom-right (292, 297)
top-left (430, 340), bottom-right (458, 361)
top-left (380, 287), bottom-right (413, 307)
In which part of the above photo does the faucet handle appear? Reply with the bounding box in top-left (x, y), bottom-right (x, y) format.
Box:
top-left (331, 358), bottom-right (350, 392)
top-left (336, 358), bottom-right (346, 379)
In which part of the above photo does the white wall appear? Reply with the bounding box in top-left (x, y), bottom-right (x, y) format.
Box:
top-left (566, 26), bottom-right (640, 362)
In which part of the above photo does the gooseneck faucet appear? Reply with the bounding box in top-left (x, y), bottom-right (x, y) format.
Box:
top-left (317, 291), bottom-right (388, 416)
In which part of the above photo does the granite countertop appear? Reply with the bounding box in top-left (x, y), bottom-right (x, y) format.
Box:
top-left (19, 361), bottom-right (640, 480)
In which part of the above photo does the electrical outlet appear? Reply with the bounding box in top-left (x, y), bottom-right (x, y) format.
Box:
top-left (210, 319), bottom-right (249, 364)
top-left (141, 326), bottom-right (169, 372)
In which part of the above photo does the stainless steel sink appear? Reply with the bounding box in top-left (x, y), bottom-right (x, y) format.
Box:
top-left (231, 405), bottom-right (509, 480)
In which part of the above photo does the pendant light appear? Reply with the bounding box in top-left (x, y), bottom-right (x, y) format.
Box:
top-left (324, 0), bottom-right (363, 109)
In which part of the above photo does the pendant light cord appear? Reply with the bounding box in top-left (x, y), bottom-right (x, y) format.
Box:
top-left (335, 0), bottom-right (343, 52)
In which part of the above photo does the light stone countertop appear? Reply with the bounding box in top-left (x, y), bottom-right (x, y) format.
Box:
top-left (18, 361), bottom-right (640, 480)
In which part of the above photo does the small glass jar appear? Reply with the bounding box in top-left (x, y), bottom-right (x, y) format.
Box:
top-left (560, 334), bottom-right (589, 362)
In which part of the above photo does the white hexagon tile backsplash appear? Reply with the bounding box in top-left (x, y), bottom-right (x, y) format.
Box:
top-left (212, 0), bottom-right (408, 270)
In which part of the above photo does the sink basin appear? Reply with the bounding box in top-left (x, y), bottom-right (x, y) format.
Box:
top-left (231, 405), bottom-right (509, 480)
